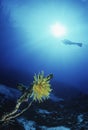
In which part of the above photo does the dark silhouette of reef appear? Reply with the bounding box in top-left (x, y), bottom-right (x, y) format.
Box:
top-left (0, 86), bottom-right (88, 130)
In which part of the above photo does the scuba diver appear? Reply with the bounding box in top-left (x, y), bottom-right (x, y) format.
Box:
top-left (62, 39), bottom-right (83, 47)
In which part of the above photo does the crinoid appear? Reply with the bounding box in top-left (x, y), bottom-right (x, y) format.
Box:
top-left (30, 71), bottom-right (53, 102)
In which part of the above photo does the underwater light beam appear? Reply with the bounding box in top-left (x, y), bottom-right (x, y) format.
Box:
top-left (50, 22), bottom-right (67, 38)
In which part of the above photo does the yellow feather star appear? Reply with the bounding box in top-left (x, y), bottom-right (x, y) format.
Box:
top-left (30, 71), bottom-right (53, 102)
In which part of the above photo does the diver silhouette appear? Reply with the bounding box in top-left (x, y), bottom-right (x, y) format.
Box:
top-left (62, 39), bottom-right (82, 47)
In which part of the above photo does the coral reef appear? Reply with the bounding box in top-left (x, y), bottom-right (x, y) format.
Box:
top-left (0, 71), bottom-right (53, 126)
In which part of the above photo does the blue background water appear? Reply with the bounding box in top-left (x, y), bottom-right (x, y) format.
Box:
top-left (0, 0), bottom-right (88, 94)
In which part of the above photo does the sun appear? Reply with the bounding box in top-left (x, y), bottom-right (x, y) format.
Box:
top-left (50, 22), bottom-right (67, 38)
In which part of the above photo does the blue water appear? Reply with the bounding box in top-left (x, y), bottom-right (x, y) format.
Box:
top-left (0, 0), bottom-right (88, 94)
